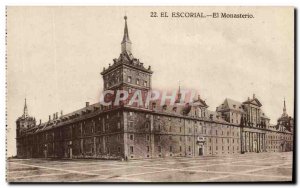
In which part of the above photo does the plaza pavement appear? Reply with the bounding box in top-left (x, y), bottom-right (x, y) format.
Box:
top-left (7, 152), bottom-right (293, 183)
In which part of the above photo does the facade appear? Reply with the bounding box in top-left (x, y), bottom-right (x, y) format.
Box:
top-left (16, 17), bottom-right (294, 160)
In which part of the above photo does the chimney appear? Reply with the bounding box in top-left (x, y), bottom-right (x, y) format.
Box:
top-left (86, 102), bottom-right (90, 107)
top-left (39, 119), bottom-right (42, 125)
top-left (148, 66), bottom-right (151, 70)
top-left (53, 113), bottom-right (55, 120)
top-left (49, 115), bottom-right (51, 121)
top-left (60, 110), bottom-right (63, 116)
top-left (253, 94), bottom-right (256, 99)
top-left (56, 112), bottom-right (58, 119)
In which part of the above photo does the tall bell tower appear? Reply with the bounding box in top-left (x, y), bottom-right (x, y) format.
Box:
top-left (100, 16), bottom-right (153, 106)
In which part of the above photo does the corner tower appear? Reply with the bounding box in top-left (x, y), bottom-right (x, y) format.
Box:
top-left (16, 98), bottom-right (36, 157)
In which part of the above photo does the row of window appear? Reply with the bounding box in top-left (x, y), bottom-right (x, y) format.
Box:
top-left (268, 135), bottom-right (292, 140)
top-left (129, 145), bottom-right (192, 154)
top-left (207, 138), bottom-right (239, 144)
top-left (128, 145), bottom-right (240, 155)
top-left (128, 134), bottom-right (239, 143)
top-left (127, 76), bottom-right (148, 87)
top-left (209, 145), bottom-right (239, 151)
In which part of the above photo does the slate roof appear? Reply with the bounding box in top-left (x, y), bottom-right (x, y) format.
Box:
top-left (217, 98), bottom-right (245, 113)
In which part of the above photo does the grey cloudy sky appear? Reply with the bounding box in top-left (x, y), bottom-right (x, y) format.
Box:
top-left (7, 7), bottom-right (294, 156)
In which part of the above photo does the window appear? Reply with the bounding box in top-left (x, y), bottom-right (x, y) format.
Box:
top-left (128, 88), bottom-right (132, 93)
top-left (130, 146), bottom-right (134, 154)
top-left (118, 147), bottom-right (121, 152)
top-left (127, 76), bottom-right (132, 83)
top-left (180, 146), bottom-right (182, 152)
top-left (180, 136), bottom-right (182, 141)
top-left (216, 138), bottom-right (218, 143)
top-left (146, 135), bottom-right (150, 141)
top-left (180, 127), bottom-right (182, 132)
top-left (144, 81), bottom-right (147, 87)
top-left (136, 79), bottom-right (140, 84)
top-left (117, 122), bottom-right (121, 129)
top-left (169, 126), bottom-right (172, 132)
top-left (130, 134), bottom-right (134, 140)
top-left (169, 146), bottom-right (173, 152)
top-left (188, 146), bottom-right (191, 152)
top-left (216, 130), bottom-right (218, 135)
top-left (216, 146), bottom-right (218, 150)
top-left (189, 128), bottom-right (191, 133)
top-left (129, 121), bottom-right (133, 128)
top-left (117, 134), bottom-right (120, 141)
top-left (147, 146), bottom-right (150, 152)
top-left (169, 136), bottom-right (172, 140)
top-left (129, 112), bottom-right (133, 116)
top-left (158, 146), bottom-right (161, 152)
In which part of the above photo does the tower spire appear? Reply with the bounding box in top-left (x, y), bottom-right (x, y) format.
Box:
top-left (283, 98), bottom-right (287, 116)
top-left (121, 15), bottom-right (132, 53)
top-left (175, 81), bottom-right (182, 103)
top-left (23, 98), bottom-right (28, 118)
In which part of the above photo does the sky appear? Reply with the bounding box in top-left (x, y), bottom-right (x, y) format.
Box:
top-left (6, 7), bottom-right (294, 156)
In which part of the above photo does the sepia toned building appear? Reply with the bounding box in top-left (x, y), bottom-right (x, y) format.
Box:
top-left (15, 16), bottom-right (294, 160)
